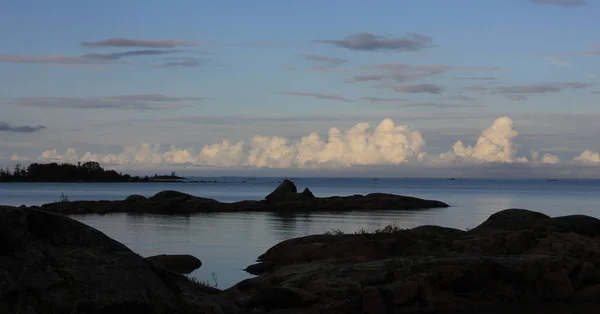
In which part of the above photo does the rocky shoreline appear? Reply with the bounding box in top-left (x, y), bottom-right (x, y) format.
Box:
top-left (34, 179), bottom-right (449, 215)
top-left (227, 208), bottom-right (600, 313)
top-left (2, 191), bottom-right (600, 313)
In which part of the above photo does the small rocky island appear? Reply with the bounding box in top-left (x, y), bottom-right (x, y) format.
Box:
top-left (0, 161), bottom-right (187, 182)
top-left (1, 205), bottom-right (600, 313)
top-left (35, 179), bottom-right (449, 215)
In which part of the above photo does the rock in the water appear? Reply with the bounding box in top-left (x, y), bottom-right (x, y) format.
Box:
top-left (0, 206), bottom-right (239, 314)
top-left (37, 179), bottom-right (448, 215)
top-left (145, 254), bottom-right (202, 274)
top-left (265, 179), bottom-right (298, 202)
top-left (151, 190), bottom-right (192, 200)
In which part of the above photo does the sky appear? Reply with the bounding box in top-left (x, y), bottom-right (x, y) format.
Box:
top-left (1, 0), bottom-right (600, 177)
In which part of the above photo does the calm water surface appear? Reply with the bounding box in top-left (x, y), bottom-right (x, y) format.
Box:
top-left (2, 177), bottom-right (600, 288)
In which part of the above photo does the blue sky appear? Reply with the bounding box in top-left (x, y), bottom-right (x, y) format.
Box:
top-left (1, 0), bottom-right (599, 176)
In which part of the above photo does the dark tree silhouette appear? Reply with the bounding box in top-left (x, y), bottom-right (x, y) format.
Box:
top-left (0, 162), bottom-right (184, 182)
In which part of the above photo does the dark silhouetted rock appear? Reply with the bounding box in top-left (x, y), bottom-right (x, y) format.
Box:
top-left (300, 188), bottom-right (315, 199)
top-left (145, 254), bottom-right (203, 274)
top-left (0, 206), bottom-right (239, 314)
top-left (151, 190), bottom-right (192, 200)
top-left (227, 208), bottom-right (600, 313)
top-left (126, 194), bottom-right (146, 201)
top-left (37, 180), bottom-right (448, 215)
top-left (265, 179), bottom-right (297, 202)
top-left (469, 208), bottom-right (551, 234)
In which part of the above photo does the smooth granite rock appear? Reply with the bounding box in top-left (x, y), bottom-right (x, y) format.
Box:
top-left (227, 208), bottom-right (600, 313)
top-left (0, 206), bottom-right (239, 314)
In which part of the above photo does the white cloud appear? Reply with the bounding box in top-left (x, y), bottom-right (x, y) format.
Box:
top-left (531, 152), bottom-right (561, 164)
top-left (437, 117), bottom-right (524, 164)
top-left (573, 150), bottom-right (600, 164)
top-left (10, 154), bottom-right (29, 161)
top-left (16, 117), bottom-right (600, 171)
top-left (541, 153), bottom-right (561, 164)
top-left (39, 148), bottom-right (79, 163)
top-left (31, 119), bottom-right (425, 168)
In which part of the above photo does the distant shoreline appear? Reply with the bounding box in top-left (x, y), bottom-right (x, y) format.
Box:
top-left (0, 179), bottom-right (193, 183)
top-left (0, 161), bottom-right (191, 183)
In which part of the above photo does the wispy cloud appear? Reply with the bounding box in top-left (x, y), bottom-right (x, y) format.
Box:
top-left (348, 63), bottom-right (500, 83)
top-left (0, 121), bottom-right (46, 133)
top-left (246, 40), bottom-right (289, 48)
top-left (81, 49), bottom-right (182, 61)
top-left (393, 84), bottom-right (444, 94)
top-left (544, 56), bottom-right (573, 68)
top-left (592, 91), bottom-right (600, 94)
top-left (100, 94), bottom-right (204, 102)
top-left (403, 102), bottom-right (482, 109)
top-left (300, 53), bottom-right (347, 72)
top-left (0, 49), bottom-right (182, 66)
top-left (278, 92), bottom-right (354, 103)
top-left (464, 82), bottom-right (592, 100)
top-left (530, 0), bottom-right (586, 6)
top-left (81, 38), bottom-right (197, 48)
top-left (315, 33), bottom-right (433, 52)
top-left (447, 95), bottom-right (477, 101)
top-left (361, 97), bottom-right (407, 103)
top-left (453, 77), bottom-right (498, 81)
top-left (349, 97), bottom-right (475, 109)
top-left (153, 57), bottom-right (204, 68)
top-left (8, 94), bottom-right (201, 110)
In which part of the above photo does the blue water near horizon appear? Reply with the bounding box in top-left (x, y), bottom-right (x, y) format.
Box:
top-left (2, 177), bottom-right (600, 288)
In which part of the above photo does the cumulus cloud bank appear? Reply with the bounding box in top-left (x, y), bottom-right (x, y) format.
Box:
top-left (36, 119), bottom-right (426, 168)
top-left (17, 117), bottom-right (600, 170)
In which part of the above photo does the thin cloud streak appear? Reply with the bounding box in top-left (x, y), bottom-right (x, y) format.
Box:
top-left (278, 92), bottom-right (354, 103)
top-left (464, 82), bottom-right (592, 100)
top-left (81, 38), bottom-right (198, 48)
top-left (315, 33), bottom-right (433, 52)
top-left (100, 95), bottom-right (204, 102)
top-left (8, 95), bottom-right (201, 110)
top-left (300, 53), bottom-right (347, 71)
top-left (0, 49), bottom-right (183, 65)
top-left (153, 57), bottom-right (204, 68)
top-left (348, 63), bottom-right (501, 83)
top-left (530, 0), bottom-right (586, 6)
top-left (0, 121), bottom-right (46, 133)
top-left (393, 84), bottom-right (444, 94)
top-left (361, 97), bottom-right (407, 103)
top-left (447, 95), bottom-right (477, 101)
top-left (453, 77), bottom-right (498, 81)
top-left (403, 102), bottom-right (481, 109)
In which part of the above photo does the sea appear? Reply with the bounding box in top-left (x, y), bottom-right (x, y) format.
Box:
top-left (1, 177), bottom-right (600, 289)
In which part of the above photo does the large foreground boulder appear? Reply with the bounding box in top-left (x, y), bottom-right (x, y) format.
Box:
top-left (0, 206), bottom-right (239, 314)
top-left (229, 208), bottom-right (600, 313)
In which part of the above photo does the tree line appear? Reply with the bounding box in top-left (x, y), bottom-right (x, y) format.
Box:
top-left (0, 161), bottom-right (183, 182)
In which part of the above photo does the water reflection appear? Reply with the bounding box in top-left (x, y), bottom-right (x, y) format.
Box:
top-left (12, 177), bottom-right (600, 290)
